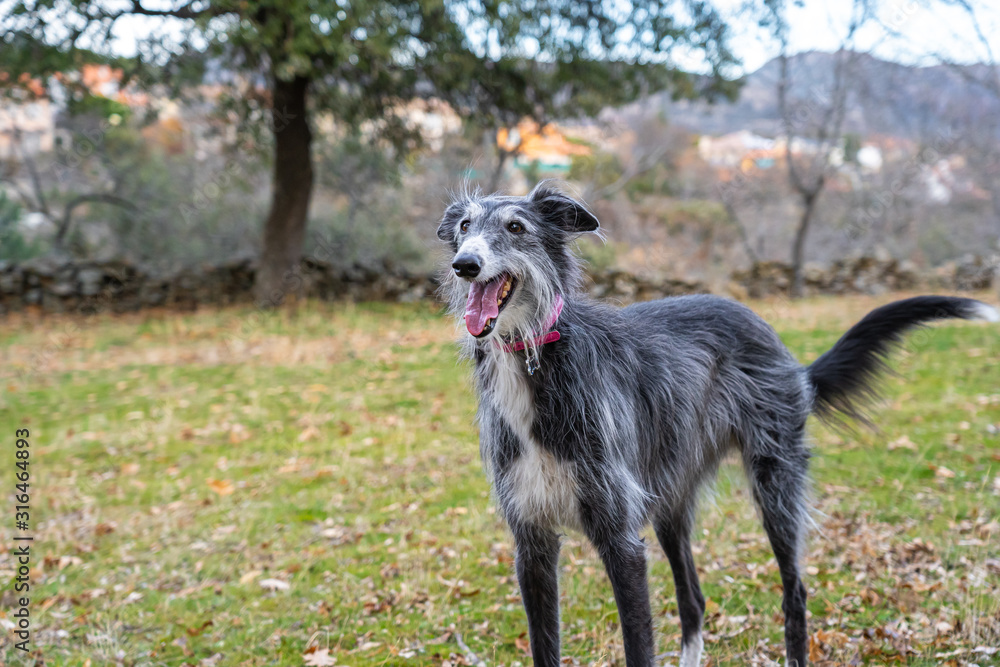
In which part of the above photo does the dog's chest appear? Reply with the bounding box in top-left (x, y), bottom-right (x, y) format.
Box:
top-left (482, 354), bottom-right (580, 529)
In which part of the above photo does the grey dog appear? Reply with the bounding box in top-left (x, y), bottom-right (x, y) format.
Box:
top-left (436, 182), bottom-right (998, 667)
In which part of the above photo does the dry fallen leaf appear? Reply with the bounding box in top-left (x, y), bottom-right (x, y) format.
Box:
top-left (259, 578), bottom-right (290, 591)
top-left (207, 478), bottom-right (235, 496)
top-left (888, 435), bottom-right (917, 451)
top-left (186, 620), bottom-right (214, 636)
top-left (239, 569), bottom-right (262, 584)
top-left (229, 424), bottom-right (251, 444)
top-left (302, 648), bottom-right (337, 667)
top-left (298, 425), bottom-right (321, 442)
top-left (931, 465), bottom-right (956, 479)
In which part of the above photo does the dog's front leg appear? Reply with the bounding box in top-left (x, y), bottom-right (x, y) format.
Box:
top-left (596, 535), bottom-right (655, 666)
top-left (512, 523), bottom-right (562, 667)
top-left (581, 502), bottom-right (655, 667)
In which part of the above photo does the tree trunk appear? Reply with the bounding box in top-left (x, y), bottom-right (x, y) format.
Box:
top-left (488, 147), bottom-right (511, 193)
top-left (991, 184), bottom-right (1000, 245)
top-left (790, 191), bottom-right (818, 298)
top-left (254, 75), bottom-right (314, 307)
top-left (486, 126), bottom-right (522, 193)
top-left (723, 201), bottom-right (758, 265)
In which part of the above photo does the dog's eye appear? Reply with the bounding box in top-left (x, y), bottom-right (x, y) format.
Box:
top-left (507, 220), bottom-right (525, 234)
top-left (460, 219), bottom-right (470, 233)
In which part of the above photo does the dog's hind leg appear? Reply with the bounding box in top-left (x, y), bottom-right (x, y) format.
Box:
top-left (653, 505), bottom-right (705, 667)
top-left (512, 523), bottom-right (562, 667)
top-left (745, 438), bottom-right (810, 667)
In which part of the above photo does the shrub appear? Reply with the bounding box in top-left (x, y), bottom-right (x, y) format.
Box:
top-left (568, 152), bottom-right (624, 191)
top-left (574, 236), bottom-right (618, 273)
top-left (0, 192), bottom-right (44, 261)
top-left (306, 202), bottom-right (427, 274)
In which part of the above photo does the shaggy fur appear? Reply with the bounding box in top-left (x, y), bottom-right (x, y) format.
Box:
top-left (437, 182), bottom-right (999, 667)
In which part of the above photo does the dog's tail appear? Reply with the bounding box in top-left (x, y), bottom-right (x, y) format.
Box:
top-left (807, 295), bottom-right (998, 421)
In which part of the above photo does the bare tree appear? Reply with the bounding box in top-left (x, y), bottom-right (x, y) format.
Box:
top-left (581, 111), bottom-right (690, 203)
top-left (930, 0), bottom-right (1000, 244)
top-left (932, 0), bottom-right (1000, 94)
top-left (768, 0), bottom-right (868, 296)
top-left (874, 0), bottom-right (1000, 248)
top-left (0, 125), bottom-right (136, 255)
top-left (485, 119), bottom-right (527, 194)
top-left (718, 177), bottom-right (762, 265)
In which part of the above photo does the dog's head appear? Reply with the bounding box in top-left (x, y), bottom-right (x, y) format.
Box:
top-left (437, 182), bottom-right (600, 341)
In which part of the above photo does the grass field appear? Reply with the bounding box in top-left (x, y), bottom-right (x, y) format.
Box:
top-left (1, 294), bottom-right (998, 666)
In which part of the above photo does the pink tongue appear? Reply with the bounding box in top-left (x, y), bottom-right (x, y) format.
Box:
top-left (464, 276), bottom-right (504, 336)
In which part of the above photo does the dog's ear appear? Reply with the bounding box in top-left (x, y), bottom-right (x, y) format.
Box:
top-left (436, 218), bottom-right (454, 243)
top-left (436, 202), bottom-right (464, 243)
top-left (530, 185), bottom-right (600, 233)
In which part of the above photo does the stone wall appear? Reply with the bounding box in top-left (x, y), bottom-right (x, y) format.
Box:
top-left (731, 254), bottom-right (998, 298)
top-left (0, 257), bottom-right (436, 314)
top-left (732, 256), bottom-right (920, 298)
top-left (0, 254), bottom-right (996, 315)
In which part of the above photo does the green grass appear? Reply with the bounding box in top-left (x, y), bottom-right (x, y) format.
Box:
top-left (0, 294), bottom-right (998, 666)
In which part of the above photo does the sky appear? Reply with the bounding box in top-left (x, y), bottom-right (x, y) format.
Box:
top-left (84, 0), bottom-right (1000, 76)
top-left (712, 0), bottom-right (1000, 73)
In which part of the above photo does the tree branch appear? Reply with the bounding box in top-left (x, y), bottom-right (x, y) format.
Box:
top-left (926, 0), bottom-right (1000, 99)
top-left (777, 50), bottom-right (808, 195)
top-left (950, 0), bottom-right (1000, 94)
top-left (98, 0), bottom-right (231, 22)
top-left (10, 128), bottom-right (51, 219)
top-left (56, 194), bottom-right (138, 248)
top-left (722, 199), bottom-right (759, 265)
top-left (0, 159), bottom-right (36, 212)
top-left (589, 141), bottom-right (673, 202)
top-left (778, 0), bottom-right (863, 198)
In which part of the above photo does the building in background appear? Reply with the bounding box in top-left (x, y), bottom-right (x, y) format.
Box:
top-left (498, 120), bottom-right (592, 174)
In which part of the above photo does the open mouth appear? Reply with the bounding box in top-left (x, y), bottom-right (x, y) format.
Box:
top-left (464, 274), bottom-right (517, 338)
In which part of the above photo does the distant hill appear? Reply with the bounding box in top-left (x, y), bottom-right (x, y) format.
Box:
top-left (652, 51), bottom-right (1000, 140)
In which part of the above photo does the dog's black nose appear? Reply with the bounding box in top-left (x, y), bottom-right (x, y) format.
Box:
top-left (452, 254), bottom-right (482, 278)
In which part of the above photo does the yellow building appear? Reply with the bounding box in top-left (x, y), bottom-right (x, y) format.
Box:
top-left (497, 120), bottom-right (591, 172)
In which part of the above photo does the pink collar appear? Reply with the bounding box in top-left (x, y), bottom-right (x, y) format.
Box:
top-left (496, 294), bottom-right (564, 353)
